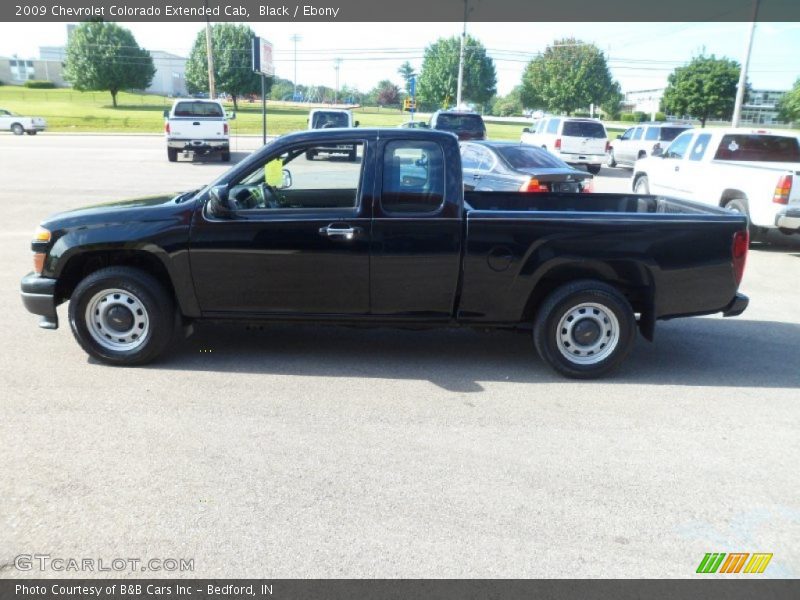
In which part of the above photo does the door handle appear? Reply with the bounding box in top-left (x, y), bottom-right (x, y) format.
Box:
top-left (473, 174), bottom-right (482, 180)
top-left (193, 121), bottom-right (200, 125)
top-left (319, 224), bottom-right (361, 240)
top-left (674, 165), bottom-right (680, 171)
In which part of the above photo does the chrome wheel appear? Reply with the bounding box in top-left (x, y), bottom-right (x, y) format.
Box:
top-left (556, 302), bottom-right (620, 365)
top-left (84, 288), bottom-right (149, 351)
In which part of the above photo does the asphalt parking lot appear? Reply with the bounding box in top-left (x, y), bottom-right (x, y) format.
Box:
top-left (1, 134), bottom-right (799, 578)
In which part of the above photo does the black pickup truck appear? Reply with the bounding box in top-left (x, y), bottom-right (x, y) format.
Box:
top-left (20, 129), bottom-right (749, 378)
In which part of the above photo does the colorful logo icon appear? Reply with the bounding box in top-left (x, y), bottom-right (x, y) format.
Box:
top-left (696, 552), bottom-right (773, 574)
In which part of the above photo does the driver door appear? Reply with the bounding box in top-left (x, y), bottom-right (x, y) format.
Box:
top-left (189, 139), bottom-right (372, 315)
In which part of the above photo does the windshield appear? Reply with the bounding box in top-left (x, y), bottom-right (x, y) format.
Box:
top-left (498, 145), bottom-right (570, 170)
top-left (173, 102), bottom-right (223, 118)
top-left (435, 113), bottom-right (485, 132)
top-left (714, 134), bottom-right (800, 162)
top-left (561, 121), bottom-right (606, 138)
top-left (311, 112), bottom-right (350, 128)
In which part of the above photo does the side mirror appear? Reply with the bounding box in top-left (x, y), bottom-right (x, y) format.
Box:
top-left (354, 121), bottom-right (360, 127)
top-left (616, 134), bottom-right (622, 139)
top-left (207, 185), bottom-right (232, 217)
top-left (280, 169), bottom-right (293, 189)
top-left (651, 147), bottom-right (664, 157)
top-left (163, 109), bottom-right (169, 118)
top-left (522, 127), bottom-right (530, 133)
top-left (227, 111), bottom-right (236, 120)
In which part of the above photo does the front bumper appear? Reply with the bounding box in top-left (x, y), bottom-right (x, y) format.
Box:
top-left (775, 207), bottom-right (800, 232)
top-left (722, 292), bottom-right (749, 317)
top-left (20, 272), bottom-right (59, 329)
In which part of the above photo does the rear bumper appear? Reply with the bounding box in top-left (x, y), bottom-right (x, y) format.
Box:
top-left (775, 207), bottom-right (800, 232)
top-left (20, 272), bottom-right (59, 329)
top-left (559, 152), bottom-right (606, 165)
top-left (722, 292), bottom-right (749, 317)
top-left (167, 139), bottom-right (229, 153)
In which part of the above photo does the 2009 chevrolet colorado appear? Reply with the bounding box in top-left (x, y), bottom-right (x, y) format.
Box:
top-left (20, 128), bottom-right (749, 378)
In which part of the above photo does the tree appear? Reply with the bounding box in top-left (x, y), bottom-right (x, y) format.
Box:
top-left (63, 21), bottom-right (154, 107)
top-left (661, 54), bottom-right (741, 127)
top-left (520, 38), bottom-right (618, 116)
top-left (397, 61), bottom-right (416, 94)
top-left (600, 81), bottom-right (623, 119)
top-left (369, 80), bottom-right (401, 107)
top-left (491, 86), bottom-right (524, 117)
top-left (417, 35), bottom-right (496, 109)
top-left (777, 79), bottom-right (800, 125)
top-left (185, 23), bottom-right (265, 110)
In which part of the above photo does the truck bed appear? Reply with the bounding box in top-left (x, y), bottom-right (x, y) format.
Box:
top-left (459, 192), bottom-right (747, 326)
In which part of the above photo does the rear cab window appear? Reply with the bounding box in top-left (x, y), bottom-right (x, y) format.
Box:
top-left (713, 134), bottom-right (800, 162)
top-left (562, 120), bottom-right (606, 138)
top-left (173, 102), bottom-right (224, 118)
top-left (382, 141), bottom-right (445, 214)
top-left (311, 111), bottom-right (350, 128)
top-left (435, 113), bottom-right (485, 134)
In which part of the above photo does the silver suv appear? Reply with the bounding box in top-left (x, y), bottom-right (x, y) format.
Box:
top-left (608, 122), bottom-right (692, 168)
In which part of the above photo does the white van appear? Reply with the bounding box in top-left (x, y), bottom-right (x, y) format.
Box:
top-left (521, 117), bottom-right (609, 174)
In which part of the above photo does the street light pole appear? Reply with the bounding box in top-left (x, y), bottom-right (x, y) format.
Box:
top-left (290, 33), bottom-right (301, 101)
top-left (732, 0), bottom-right (759, 127)
top-left (455, 0), bottom-right (468, 108)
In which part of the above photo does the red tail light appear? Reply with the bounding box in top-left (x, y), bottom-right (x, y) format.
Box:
top-left (773, 174), bottom-right (792, 204)
top-left (519, 177), bottom-right (549, 193)
top-left (732, 230), bottom-right (749, 285)
top-left (164, 122), bottom-right (170, 134)
top-left (605, 141), bottom-right (611, 153)
top-left (582, 178), bottom-right (594, 193)
top-left (224, 123), bottom-right (229, 135)
top-left (554, 138), bottom-right (562, 150)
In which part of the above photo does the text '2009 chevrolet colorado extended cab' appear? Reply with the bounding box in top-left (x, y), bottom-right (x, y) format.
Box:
top-left (21, 129), bottom-right (749, 378)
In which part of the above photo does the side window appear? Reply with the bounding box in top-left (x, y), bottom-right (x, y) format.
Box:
top-left (664, 132), bottom-right (693, 160)
top-left (536, 119), bottom-right (547, 134)
top-left (619, 128), bottom-right (634, 141)
top-left (632, 127), bottom-right (644, 141)
top-left (460, 144), bottom-right (480, 170)
top-left (475, 146), bottom-right (495, 171)
top-left (382, 140), bottom-right (445, 214)
top-left (644, 127), bottom-right (660, 141)
top-left (546, 118), bottom-right (560, 134)
top-left (226, 141), bottom-right (364, 211)
top-left (689, 133), bottom-right (712, 161)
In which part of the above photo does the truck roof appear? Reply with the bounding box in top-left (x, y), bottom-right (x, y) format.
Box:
top-left (279, 127), bottom-right (459, 143)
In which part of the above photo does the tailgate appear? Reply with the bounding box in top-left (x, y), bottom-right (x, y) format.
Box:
top-left (561, 136), bottom-right (606, 155)
top-left (168, 118), bottom-right (226, 140)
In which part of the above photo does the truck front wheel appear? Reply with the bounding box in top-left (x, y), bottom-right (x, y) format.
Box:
top-left (533, 280), bottom-right (636, 379)
top-left (68, 266), bottom-right (176, 366)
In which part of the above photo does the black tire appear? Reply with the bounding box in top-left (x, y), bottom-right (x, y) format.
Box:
top-left (11, 123), bottom-right (24, 136)
top-left (587, 164), bottom-right (602, 175)
top-left (724, 198), bottom-right (760, 241)
top-left (533, 280), bottom-right (637, 379)
top-left (221, 150), bottom-right (231, 162)
top-left (26, 130), bottom-right (38, 135)
top-left (305, 150), bottom-right (316, 161)
top-left (607, 150), bottom-right (617, 168)
top-left (634, 174), bottom-right (650, 194)
top-left (68, 266), bottom-right (176, 366)
top-left (167, 147), bottom-right (178, 162)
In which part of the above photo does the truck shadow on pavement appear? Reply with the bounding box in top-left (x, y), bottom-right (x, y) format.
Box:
top-left (154, 317), bottom-right (800, 392)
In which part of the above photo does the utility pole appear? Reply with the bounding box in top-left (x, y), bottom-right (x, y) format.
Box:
top-left (204, 0), bottom-right (215, 98)
top-left (732, 0), bottom-right (759, 127)
top-left (455, 0), bottom-right (468, 108)
top-left (333, 58), bottom-right (342, 104)
top-left (290, 33), bottom-right (301, 101)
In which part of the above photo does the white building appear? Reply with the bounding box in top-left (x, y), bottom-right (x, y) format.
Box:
top-left (623, 88), bottom-right (665, 117)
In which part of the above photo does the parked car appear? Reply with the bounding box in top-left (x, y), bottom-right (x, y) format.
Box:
top-left (460, 141), bottom-right (593, 193)
top-left (632, 128), bottom-right (800, 237)
top-left (306, 108), bottom-right (359, 160)
top-left (429, 109), bottom-right (486, 140)
top-left (521, 117), bottom-right (608, 174)
top-left (20, 128), bottom-right (749, 379)
top-left (0, 108), bottom-right (46, 135)
top-left (163, 99), bottom-right (232, 162)
top-left (608, 122), bottom-right (692, 168)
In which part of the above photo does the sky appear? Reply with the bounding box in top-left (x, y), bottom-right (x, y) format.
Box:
top-left (0, 21), bottom-right (798, 96)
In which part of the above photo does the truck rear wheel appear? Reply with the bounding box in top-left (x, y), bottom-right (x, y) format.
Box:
top-left (533, 280), bottom-right (636, 379)
top-left (68, 266), bottom-right (176, 366)
top-left (167, 148), bottom-right (178, 162)
top-left (587, 164), bottom-right (601, 175)
top-left (221, 150), bottom-right (231, 162)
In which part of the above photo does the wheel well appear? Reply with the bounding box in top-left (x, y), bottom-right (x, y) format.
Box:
top-left (55, 250), bottom-right (176, 305)
top-left (520, 268), bottom-right (653, 335)
top-left (719, 190), bottom-right (747, 208)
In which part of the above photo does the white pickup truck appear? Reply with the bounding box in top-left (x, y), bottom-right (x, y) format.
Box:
top-left (632, 128), bottom-right (800, 238)
top-left (0, 108), bottom-right (46, 135)
top-left (163, 99), bottom-right (232, 162)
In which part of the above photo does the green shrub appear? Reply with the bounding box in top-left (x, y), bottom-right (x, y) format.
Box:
top-left (620, 113), bottom-right (637, 122)
top-left (654, 112), bottom-right (667, 121)
top-left (572, 111), bottom-right (591, 118)
top-left (23, 80), bottom-right (56, 89)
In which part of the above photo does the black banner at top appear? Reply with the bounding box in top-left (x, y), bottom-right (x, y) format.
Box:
top-left (3, 0), bottom-right (800, 22)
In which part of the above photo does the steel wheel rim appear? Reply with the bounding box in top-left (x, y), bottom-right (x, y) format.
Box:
top-left (85, 288), bottom-right (149, 351)
top-left (556, 302), bottom-right (620, 365)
